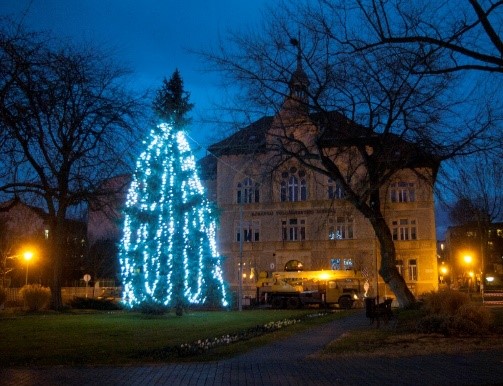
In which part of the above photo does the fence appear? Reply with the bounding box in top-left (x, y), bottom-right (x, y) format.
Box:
top-left (483, 290), bottom-right (503, 305)
top-left (3, 286), bottom-right (120, 304)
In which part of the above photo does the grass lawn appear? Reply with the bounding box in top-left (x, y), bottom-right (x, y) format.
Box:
top-left (321, 306), bottom-right (503, 358)
top-left (0, 308), bottom-right (347, 366)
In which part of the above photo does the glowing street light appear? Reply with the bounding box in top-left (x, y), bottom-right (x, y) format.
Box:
top-left (439, 265), bottom-right (449, 284)
top-left (24, 251), bottom-right (33, 286)
top-left (463, 254), bottom-right (473, 294)
top-left (463, 254), bottom-right (473, 265)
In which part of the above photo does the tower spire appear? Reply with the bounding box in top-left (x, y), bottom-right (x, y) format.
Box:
top-left (287, 35), bottom-right (309, 111)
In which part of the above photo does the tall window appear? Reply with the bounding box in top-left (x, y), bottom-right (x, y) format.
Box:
top-left (280, 167), bottom-right (307, 202)
top-left (328, 216), bottom-right (354, 240)
top-left (235, 220), bottom-right (260, 242)
top-left (392, 219), bottom-right (417, 240)
top-left (343, 258), bottom-right (353, 270)
top-left (396, 259), bottom-right (404, 275)
top-left (408, 259), bottom-right (418, 281)
top-left (328, 178), bottom-right (345, 199)
top-left (331, 258), bottom-right (341, 270)
top-left (390, 182), bottom-right (415, 203)
top-left (237, 177), bottom-right (260, 204)
top-left (330, 258), bottom-right (353, 270)
top-left (281, 218), bottom-right (306, 241)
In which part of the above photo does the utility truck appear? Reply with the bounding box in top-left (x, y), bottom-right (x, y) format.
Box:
top-left (256, 270), bottom-right (362, 309)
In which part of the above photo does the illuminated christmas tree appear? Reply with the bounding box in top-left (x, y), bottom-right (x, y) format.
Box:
top-left (118, 71), bottom-right (228, 313)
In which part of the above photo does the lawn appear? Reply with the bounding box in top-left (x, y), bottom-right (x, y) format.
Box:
top-left (321, 306), bottom-right (503, 358)
top-left (0, 309), bottom-right (346, 366)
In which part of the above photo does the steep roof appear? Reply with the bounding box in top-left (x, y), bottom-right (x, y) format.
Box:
top-left (204, 110), bottom-right (440, 175)
top-left (207, 116), bottom-right (274, 157)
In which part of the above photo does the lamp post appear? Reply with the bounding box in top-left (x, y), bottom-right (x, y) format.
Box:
top-left (463, 254), bottom-right (473, 294)
top-left (24, 251), bottom-right (33, 286)
top-left (439, 265), bottom-right (448, 285)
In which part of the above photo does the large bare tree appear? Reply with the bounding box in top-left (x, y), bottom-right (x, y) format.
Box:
top-left (342, 0), bottom-right (503, 75)
top-left (0, 21), bottom-right (143, 309)
top-left (204, 1), bottom-right (498, 307)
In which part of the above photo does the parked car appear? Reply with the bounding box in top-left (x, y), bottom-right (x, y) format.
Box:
top-left (97, 288), bottom-right (121, 301)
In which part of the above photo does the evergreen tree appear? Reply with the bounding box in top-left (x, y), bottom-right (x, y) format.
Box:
top-left (152, 69), bottom-right (194, 127)
top-left (119, 71), bottom-right (228, 314)
top-left (119, 123), bottom-right (228, 313)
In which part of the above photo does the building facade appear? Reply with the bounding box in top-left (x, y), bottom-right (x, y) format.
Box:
top-left (445, 222), bottom-right (503, 290)
top-left (200, 60), bottom-right (439, 302)
top-left (0, 199), bottom-right (87, 287)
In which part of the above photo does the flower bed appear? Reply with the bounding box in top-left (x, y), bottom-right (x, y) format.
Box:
top-left (176, 312), bottom-right (329, 357)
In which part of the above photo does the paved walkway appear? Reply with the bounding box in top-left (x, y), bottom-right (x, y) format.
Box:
top-left (1, 311), bottom-right (503, 385)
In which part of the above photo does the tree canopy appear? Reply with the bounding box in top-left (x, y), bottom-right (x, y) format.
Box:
top-left (0, 21), bottom-right (143, 309)
top-left (152, 69), bottom-right (194, 127)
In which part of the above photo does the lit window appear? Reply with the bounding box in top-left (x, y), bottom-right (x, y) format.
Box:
top-left (331, 258), bottom-right (341, 270)
top-left (392, 219), bottom-right (417, 241)
top-left (390, 182), bottom-right (415, 203)
top-left (343, 258), bottom-right (353, 270)
top-left (328, 216), bottom-right (354, 240)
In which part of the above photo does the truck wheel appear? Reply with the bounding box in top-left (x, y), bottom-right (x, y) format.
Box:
top-left (286, 297), bottom-right (300, 309)
top-left (339, 296), bottom-right (353, 310)
top-left (271, 297), bottom-right (284, 309)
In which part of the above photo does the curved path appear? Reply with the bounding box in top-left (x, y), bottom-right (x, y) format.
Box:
top-left (2, 311), bottom-right (503, 385)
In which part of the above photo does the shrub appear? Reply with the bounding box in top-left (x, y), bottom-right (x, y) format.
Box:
top-left (453, 304), bottom-right (493, 333)
top-left (0, 287), bottom-right (7, 306)
top-left (416, 314), bottom-right (450, 335)
top-left (19, 284), bottom-right (51, 311)
top-left (421, 289), bottom-right (469, 316)
top-left (69, 297), bottom-right (122, 311)
top-left (416, 290), bottom-right (494, 336)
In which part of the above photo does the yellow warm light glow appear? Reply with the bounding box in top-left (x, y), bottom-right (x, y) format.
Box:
top-left (318, 272), bottom-right (330, 280)
top-left (440, 266), bottom-right (448, 275)
top-left (23, 251), bottom-right (33, 261)
top-left (469, 271), bottom-right (474, 278)
top-left (463, 255), bottom-right (473, 264)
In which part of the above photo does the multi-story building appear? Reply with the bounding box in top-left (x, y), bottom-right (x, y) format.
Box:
top-left (0, 199), bottom-right (87, 287)
top-left (200, 58), bottom-right (439, 301)
top-left (445, 222), bottom-right (503, 290)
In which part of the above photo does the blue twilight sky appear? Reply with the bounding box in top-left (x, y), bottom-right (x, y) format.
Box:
top-left (0, 0), bottom-right (269, 157)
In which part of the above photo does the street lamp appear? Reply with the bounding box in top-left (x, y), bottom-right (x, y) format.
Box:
top-left (463, 254), bottom-right (473, 294)
top-left (439, 265), bottom-right (448, 285)
top-left (24, 251), bottom-right (33, 286)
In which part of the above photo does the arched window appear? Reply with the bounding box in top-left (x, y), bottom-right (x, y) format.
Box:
top-left (284, 259), bottom-right (304, 271)
top-left (280, 167), bottom-right (307, 202)
top-left (328, 178), bottom-right (345, 199)
top-left (288, 175), bottom-right (298, 201)
top-left (237, 177), bottom-right (260, 204)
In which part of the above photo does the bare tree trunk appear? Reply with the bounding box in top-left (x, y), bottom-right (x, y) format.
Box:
top-left (370, 214), bottom-right (416, 308)
top-left (49, 217), bottom-right (65, 310)
top-left (350, 183), bottom-right (417, 308)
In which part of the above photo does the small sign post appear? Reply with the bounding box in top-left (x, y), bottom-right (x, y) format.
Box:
top-left (83, 274), bottom-right (91, 298)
